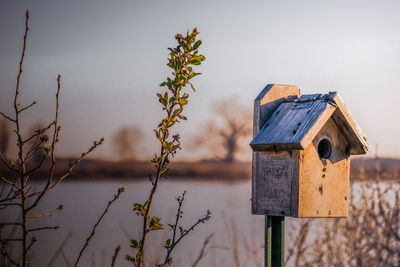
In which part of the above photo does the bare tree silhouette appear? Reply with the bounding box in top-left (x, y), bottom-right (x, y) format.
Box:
top-left (192, 97), bottom-right (252, 162)
top-left (112, 125), bottom-right (143, 161)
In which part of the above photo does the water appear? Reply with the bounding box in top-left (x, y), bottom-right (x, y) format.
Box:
top-left (3, 180), bottom-right (398, 266)
top-left (3, 180), bottom-right (267, 266)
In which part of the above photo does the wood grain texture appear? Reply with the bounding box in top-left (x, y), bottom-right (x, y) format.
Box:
top-left (298, 117), bottom-right (350, 218)
top-left (250, 92), bottom-right (369, 155)
top-left (253, 84), bottom-right (300, 137)
top-left (329, 92), bottom-right (369, 155)
top-left (250, 97), bottom-right (336, 151)
top-left (253, 151), bottom-right (297, 216)
top-left (252, 84), bottom-right (300, 214)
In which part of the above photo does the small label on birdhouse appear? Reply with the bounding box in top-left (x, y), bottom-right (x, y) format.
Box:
top-left (257, 153), bottom-right (291, 214)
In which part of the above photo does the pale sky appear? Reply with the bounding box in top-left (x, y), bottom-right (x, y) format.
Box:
top-left (1, 0), bottom-right (399, 159)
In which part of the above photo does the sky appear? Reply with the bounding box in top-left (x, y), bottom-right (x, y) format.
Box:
top-left (1, 0), bottom-right (400, 160)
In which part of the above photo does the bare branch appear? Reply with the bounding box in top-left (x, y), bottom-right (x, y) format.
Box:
top-left (60, 249), bottom-right (72, 267)
top-left (25, 75), bottom-right (62, 211)
top-left (192, 233), bottom-right (214, 267)
top-left (0, 183), bottom-right (5, 198)
top-left (160, 191), bottom-right (211, 266)
top-left (27, 205), bottom-right (63, 218)
top-left (25, 151), bottom-right (49, 176)
top-left (26, 136), bottom-right (104, 211)
top-left (0, 112), bottom-right (15, 123)
top-left (14, 10), bottom-right (29, 111)
top-left (1, 245), bottom-right (20, 267)
top-left (0, 176), bottom-right (20, 191)
top-left (28, 226), bottom-right (59, 232)
top-left (19, 101), bottom-right (37, 113)
top-left (73, 188), bottom-right (124, 267)
top-left (45, 232), bottom-right (73, 267)
top-left (110, 245), bottom-right (121, 267)
top-left (1, 10), bottom-right (107, 267)
top-left (24, 138), bottom-right (46, 162)
top-left (0, 189), bottom-right (21, 205)
top-left (23, 120), bottom-right (55, 144)
top-left (27, 236), bottom-right (37, 251)
top-left (0, 153), bottom-right (18, 173)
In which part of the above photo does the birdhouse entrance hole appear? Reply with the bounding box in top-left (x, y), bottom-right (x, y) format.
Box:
top-left (318, 139), bottom-right (332, 159)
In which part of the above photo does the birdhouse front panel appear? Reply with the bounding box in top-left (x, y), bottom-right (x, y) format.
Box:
top-left (250, 84), bottom-right (369, 218)
top-left (298, 117), bottom-right (351, 218)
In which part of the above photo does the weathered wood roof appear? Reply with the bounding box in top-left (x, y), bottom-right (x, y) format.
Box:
top-left (250, 92), bottom-right (369, 155)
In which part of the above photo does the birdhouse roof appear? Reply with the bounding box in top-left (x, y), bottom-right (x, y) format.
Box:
top-left (250, 92), bottom-right (369, 155)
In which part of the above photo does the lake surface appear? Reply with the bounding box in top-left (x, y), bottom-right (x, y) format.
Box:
top-left (4, 180), bottom-right (267, 266)
top-left (2, 179), bottom-right (397, 266)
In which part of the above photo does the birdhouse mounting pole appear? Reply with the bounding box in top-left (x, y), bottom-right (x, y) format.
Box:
top-left (265, 216), bottom-right (285, 267)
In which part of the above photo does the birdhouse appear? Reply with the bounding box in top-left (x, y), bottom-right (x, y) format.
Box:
top-left (250, 84), bottom-right (369, 218)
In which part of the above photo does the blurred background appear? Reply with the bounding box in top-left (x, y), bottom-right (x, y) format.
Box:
top-left (1, 0), bottom-right (399, 266)
top-left (1, 0), bottom-right (400, 160)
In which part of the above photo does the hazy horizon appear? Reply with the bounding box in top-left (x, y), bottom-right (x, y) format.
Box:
top-left (1, 0), bottom-right (400, 160)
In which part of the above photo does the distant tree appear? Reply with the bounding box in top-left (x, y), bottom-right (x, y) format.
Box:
top-left (0, 118), bottom-right (10, 158)
top-left (192, 97), bottom-right (252, 162)
top-left (112, 125), bottom-right (143, 160)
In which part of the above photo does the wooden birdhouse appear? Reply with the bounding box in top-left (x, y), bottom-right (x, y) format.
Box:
top-left (250, 84), bottom-right (369, 218)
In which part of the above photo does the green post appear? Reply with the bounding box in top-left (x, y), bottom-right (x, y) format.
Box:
top-left (265, 216), bottom-right (272, 267)
top-left (265, 216), bottom-right (285, 267)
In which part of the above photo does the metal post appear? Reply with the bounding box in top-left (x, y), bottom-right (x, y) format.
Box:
top-left (265, 216), bottom-right (285, 267)
top-left (265, 216), bottom-right (272, 267)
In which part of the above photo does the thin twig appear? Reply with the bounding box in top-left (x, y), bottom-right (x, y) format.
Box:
top-left (110, 245), bottom-right (121, 267)
top-left (27, 205), bottom-right (62, 218)
top-left (0, 176), bottom-right (20, 190)
top-left (25, 152), bottom-right (48, 176)
top-left (45, 232), bottom-right (73, 267)
top-left (73, 188), bottom-right (124, 267)
top-left (192, 233), bottom-right (214, 267)
top-left (0, 153), bottom-right (18, 173)
top-left (28, 226), bottom-right (59, 232)
top-left (0, 183), bottom-right (5, 198)
top-left (161, 192), bottom-right (211, 266)
top-left (19, 101), bottom-right (37, 113)
top-left (26, 236), bottom-right (37, 251)
top-left (26, 137), bottom-right (104, 208)
top-left (60, 249), bottom-right (72, 267)
top-left (0, 112), bottom-right (15, 123)
top-left (25, 74), bottom-right (62, 211)
top-left (22, 120), bottom-right (55, 144)
top-left (1, 246), bottom-right (19, 267)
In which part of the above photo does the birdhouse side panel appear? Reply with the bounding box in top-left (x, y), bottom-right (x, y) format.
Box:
top-left (298, 118), bottom-right (350, 218)
top-left (252, 151), bottom-right (297, 216)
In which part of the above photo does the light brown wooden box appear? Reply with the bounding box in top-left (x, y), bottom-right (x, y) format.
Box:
top-left (250, 84), bottom-right (369, 218)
